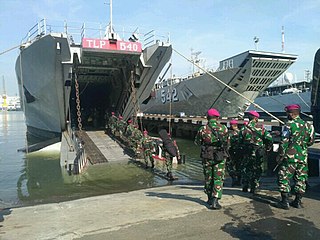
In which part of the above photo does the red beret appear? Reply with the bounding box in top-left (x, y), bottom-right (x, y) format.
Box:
top-left (118, 115), bottom-right (123, 120)
top-left (207, 108), bottom-right (220, 117)
top-left (143, 130), bottom-right (148, 135)
top-left (284, 104), bottom-right (301, 112)
top-left (248, 110), bottom-right (260, 118)
top-left (230, 119), bottom-right (238, 125)
top-left (127, 119), bottom-right (132, 123)
top-left (111, 112), bottom-right (115, 115)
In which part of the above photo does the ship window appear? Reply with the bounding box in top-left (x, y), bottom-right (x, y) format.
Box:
top-left (260, 69), bottom-right (267, 76)
top-left (265, 70), bottom-right (271, 77)
top-left (233, 83), bottom-right (239, 88)
top-left (265, 62), bottom-right (272, 68)
top-left (56, 42), bottom-right (61, 54)
top-left (242, 69), bottom-right (247, 74)
top-left (256, 62), bottom-right (262, 68)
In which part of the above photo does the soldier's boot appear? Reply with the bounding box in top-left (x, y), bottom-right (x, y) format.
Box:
top-left (242, 185), bottom-right (249, 192)
top-left (290, 193), bottom-right (302, 208)
top-left (276, 192), bottom-right (290, 210)
top-left (150, 160), bottom-right (155, 169)
top-left (206, 195), bottom-right (213, 205)
top-left (210, 197), bottom-right (222, 210)
top-left (166, 172), bottom-right (175, 181)
top-left (250, 187), bottom-right (257, 195)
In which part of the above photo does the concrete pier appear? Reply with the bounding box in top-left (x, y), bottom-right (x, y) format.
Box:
top-left (1, 177), bottom-right (320, 240)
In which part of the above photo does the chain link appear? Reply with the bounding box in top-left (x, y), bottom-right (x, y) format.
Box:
top-left (131, 71), bottom-right (140, 125)
top-left (75, 74), bottom-right (82, 131)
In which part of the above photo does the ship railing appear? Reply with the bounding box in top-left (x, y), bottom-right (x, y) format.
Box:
top-left (70, 130), bottom-right (88, 174)
top-left (21, 19), bottom-right (170, 49)
top-left (143, 30), bottom-right (170, 48)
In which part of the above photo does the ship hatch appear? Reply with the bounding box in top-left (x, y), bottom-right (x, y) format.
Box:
top-left (70, 49), bottom-right (141, 130)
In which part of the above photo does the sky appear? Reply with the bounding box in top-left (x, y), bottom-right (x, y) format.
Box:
top-left (0, 0), bottom-right (320, 96)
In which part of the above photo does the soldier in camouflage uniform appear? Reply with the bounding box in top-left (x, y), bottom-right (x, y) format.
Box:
top-left (107, 112), bottom-right (117, 135)
top-left (142, 130), bottom-right (155, 168)
top-left (124, 119), bottom-right (135, 144)
top-left (227, 119), bottom-right (242, 187)
top-left (194, 108), bottom-right (230, 210)
top-left (276, 104), bottom-right (315, 209)
top-left (131, 125), bottom-right (143, 156)
top-left (116, 115), bottom-right (127, 141)
top-left (239, 110), bottom-right (273, 194)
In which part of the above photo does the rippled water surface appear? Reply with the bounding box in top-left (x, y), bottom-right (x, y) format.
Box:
top-left (0, 111), bottom-right (204, 208)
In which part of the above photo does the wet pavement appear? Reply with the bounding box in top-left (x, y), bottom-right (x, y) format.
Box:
top-left (1, 177), bottom-right (319, 240)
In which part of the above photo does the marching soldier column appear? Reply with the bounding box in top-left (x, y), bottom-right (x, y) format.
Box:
top-left (105, 104), bottom-right (316, 211)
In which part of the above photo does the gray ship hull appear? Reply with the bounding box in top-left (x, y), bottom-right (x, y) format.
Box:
top-left (15, 20), bottom-right (172, 143)
top-left (16, 34), bottom-right (70, 141)
top-left (141, 50), bottom-right (297, 118)
top-left (248, 91), bottom-right (311, 115)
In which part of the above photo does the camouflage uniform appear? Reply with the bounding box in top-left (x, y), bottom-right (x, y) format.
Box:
top-left (277, 116), bottom-right (314, 204)
top-left (226, 127), bottom-right (242, 186)
top-left (131, 127), bottom-right (143, 156)
top-left (116, 118), bottom-right (127, 140)
top-left (107, 114), bottom-right (118, 134)
top-left (124, 123), bottom-right (135, 144)
top-left (194, 118), bottom-right (229, 203)
top-left (142, 134), bottom-right (155, 168)
top-left (239, 120), bottom-right (273, 193)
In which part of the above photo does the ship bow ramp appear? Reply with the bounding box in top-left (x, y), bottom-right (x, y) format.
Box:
top-left (213, 51), bottom-right (297, 117)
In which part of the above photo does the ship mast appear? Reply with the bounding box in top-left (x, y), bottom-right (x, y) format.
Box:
top-left (281, 26), bottom-right (285, 53)
top-left (104, 0), bottom-right (114, 36)
top-left (281, 26), bottom-right (285, 85)
top-left (109, 0), bottom-right (113, 34)
top-left (253, 36), bottom-right (259, 50)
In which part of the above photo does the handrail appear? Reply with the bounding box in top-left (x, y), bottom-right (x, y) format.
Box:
top-left (20, 19), bottom-right (170, 48)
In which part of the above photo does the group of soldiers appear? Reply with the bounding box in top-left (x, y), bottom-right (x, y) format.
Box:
top-left (195, 104), bottom-right (315, 210)
top-left (106, 105), bottom-right (315, 211)
top-left (107, 112), bottom-right (180, 179)
top-left (107, 112), bottom-right (155, 168)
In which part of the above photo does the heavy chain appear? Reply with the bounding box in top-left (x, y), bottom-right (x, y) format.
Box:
top-left (75, 74), bottom-right (82, 131)
top-left (131, 70), bottom-right (140, 125)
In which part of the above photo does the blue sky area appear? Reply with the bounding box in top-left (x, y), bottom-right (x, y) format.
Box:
top-left (0, 0), bottom-right (319, 95)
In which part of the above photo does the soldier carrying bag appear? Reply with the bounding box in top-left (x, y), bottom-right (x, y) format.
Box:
top-left (200, 125), bottom-right (227, 163)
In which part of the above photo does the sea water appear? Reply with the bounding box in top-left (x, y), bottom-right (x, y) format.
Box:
top-left (0, 111), bottom-right (203, 208)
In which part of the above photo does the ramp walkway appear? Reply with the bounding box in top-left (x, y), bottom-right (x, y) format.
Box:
top-left (80, 131), bottom-right (131, 164)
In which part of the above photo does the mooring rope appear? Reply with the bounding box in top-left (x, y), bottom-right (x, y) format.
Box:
top-left (172, 48), bottom-right (285, 125)
top-left (0, 44), bottom-right (21, 56)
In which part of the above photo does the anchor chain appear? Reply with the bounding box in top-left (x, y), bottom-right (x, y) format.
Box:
top-left (75, 74), bottom-right (82, 131)
top-left (130, 70), bottom-right (141, 127)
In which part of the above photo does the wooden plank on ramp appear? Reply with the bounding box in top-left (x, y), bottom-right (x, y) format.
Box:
top-left (84, 131), bottom-right (131, 163)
